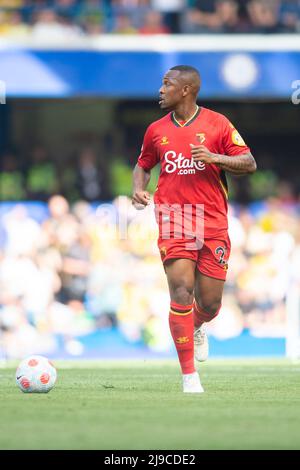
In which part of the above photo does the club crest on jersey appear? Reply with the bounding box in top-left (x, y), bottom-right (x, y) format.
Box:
top-left (196, 133), bottom-right (206, 144)
top-left (160, 136), bottom-right (169, 145)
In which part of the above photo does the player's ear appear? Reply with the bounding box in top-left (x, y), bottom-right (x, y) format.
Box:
top-left (182, 85), bottom-right (189, 97)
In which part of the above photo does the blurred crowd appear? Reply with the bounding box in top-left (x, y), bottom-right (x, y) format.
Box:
top-left (1, 193), bottom-right (299, 358)
top-left (0, 0), bottom-right (299, 39)
top-left (1, 143), bottom-right (300, 204)
top-left (0, 146), bottom-right (113, 203)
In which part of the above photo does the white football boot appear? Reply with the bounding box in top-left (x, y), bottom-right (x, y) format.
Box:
top-left (183, 371), bottom-right (204, 393)
top-left (194, 325), bottom-right (209, 362)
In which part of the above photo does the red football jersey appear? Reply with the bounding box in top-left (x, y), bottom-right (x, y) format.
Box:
top-left (137, 106), bottom-right (250, 238)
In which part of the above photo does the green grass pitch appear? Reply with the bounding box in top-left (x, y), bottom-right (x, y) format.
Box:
top-left (0, 358), bottom-right (300, 450)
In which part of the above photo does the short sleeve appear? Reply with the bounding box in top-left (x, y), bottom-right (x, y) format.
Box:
top-left (137, 124), bottom-right (159, 171)
top-left (220, 117), bottom-right (250, 157)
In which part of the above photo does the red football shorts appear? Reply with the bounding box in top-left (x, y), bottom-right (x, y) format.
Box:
top-left (157, 233), bottom-right (231, 281)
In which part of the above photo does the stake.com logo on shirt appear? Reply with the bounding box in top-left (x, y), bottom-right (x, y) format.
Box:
top-left (164, 150), bottom-right (206, 175)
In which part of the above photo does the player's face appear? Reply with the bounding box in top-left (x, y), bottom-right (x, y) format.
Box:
top-left (159, 70), bottom-right (184, 110)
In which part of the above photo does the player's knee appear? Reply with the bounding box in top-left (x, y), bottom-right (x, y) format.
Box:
top-left (196, 298), bottom-right (221, 319)
top-left (171, 284), bottom-right (194, 306)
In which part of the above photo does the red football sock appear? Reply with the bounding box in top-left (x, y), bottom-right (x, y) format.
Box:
top-left (193, 300), bottom-right (221, 329)
top-left (169, 301), bottom-right (195, 375)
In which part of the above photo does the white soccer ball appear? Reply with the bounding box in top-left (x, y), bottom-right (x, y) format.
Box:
top-left (16, 355), bottom-right (57, 393)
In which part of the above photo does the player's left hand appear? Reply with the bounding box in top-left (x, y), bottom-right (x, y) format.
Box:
top-left (190, 144), bottom-right (219, 164)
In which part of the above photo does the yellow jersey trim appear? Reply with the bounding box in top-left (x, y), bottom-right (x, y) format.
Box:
top-left (172, 105), bottom-right (199, 128)
top-left (219, 179), bottom-right (228, 200)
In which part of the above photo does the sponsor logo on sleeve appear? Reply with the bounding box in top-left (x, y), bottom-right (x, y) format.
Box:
top-left (232, 129), bottom-right (246, 146)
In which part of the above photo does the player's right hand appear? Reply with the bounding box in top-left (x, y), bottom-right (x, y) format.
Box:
top-left (132, 191), bottom-right (151, 209)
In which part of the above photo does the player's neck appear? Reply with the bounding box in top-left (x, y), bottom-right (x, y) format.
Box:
top-left (173, 103), bottom-right (198, 123)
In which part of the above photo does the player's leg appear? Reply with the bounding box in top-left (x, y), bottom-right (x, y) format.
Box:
top-left (194, 271), bottom-right (224, 325)
top-left (193, 236), bottom-right (230, 361)
top-left (165, 258), bottom-right (195, 306)
top-left (193, 273), bottom-right (225, 362)
top-left (164, 258), bottom-right (204, 393)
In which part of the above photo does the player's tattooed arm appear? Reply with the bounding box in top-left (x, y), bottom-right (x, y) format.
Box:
top-left (190, 145), bottom-right (257, 175)
top-left (132, 164), bottom-right (151, 207)
top-left (213, 152), bottom-right (257, 175)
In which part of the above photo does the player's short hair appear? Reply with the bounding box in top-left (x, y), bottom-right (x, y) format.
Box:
top-left (170, 65), bottom-right (200, 76)
top-left (169, 65), bottom-right (201, 95)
